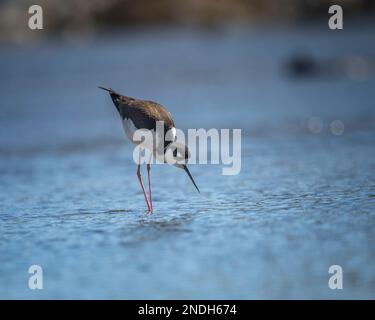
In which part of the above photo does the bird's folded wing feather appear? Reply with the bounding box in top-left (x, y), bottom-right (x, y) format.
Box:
top-left (123, 99), bottom-right (175, 131)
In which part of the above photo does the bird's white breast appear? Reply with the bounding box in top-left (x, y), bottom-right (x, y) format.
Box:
top-left (122, 117), bottom-right (138, 143)
top-left (122, 117), bottom-right (177, 158)
top-left (122, 117), bottom-right (157, 151)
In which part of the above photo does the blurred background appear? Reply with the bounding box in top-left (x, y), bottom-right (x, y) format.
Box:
top-left (0, 0), bottom-right (374, 299)
top-left (0, 0), bottom-right (374, 42)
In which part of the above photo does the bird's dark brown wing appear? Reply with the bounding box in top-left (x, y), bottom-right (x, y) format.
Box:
top-left (119, 98), bottom-right (175, 131)
top-left (118, 97), bottom-right (176, 149)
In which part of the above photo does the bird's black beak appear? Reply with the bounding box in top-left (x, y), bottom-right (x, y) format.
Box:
top-left (183, 165), bottom-right (200, 193)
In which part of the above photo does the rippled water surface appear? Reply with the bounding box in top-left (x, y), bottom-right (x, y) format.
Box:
top-left (1, 25), bottom-right (375, 299)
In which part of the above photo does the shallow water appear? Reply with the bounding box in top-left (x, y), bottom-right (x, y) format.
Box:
top-left (1, 25), bottom-right (375, 299)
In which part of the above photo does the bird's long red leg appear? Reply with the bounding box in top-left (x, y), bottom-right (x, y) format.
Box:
top-left (137, 150), bottom-right (151, 213)
top-left (147, 155), bottom-right (153, 214)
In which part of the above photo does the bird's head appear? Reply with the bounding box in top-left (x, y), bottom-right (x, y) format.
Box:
top-left (166, 142), bottom-right (200, 193)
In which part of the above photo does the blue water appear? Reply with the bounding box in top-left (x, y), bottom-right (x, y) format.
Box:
top-left (1, 25), bottom-right (375, 299)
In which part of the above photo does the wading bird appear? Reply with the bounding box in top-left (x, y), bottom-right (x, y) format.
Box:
top-left (99, 87), bottom-right (199, 214)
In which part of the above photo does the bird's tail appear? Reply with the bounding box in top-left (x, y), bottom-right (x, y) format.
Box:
top-left (98, 86), bottom-right (120, 96)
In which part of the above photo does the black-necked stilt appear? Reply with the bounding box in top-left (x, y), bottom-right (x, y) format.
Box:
top-left (99, 87), bottom-right (199, 214)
